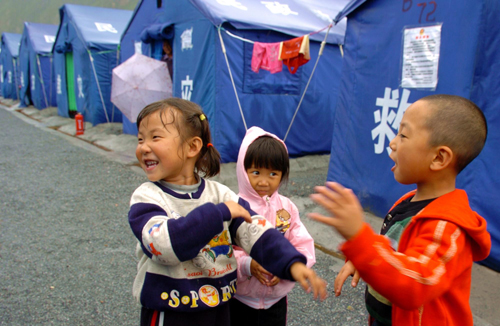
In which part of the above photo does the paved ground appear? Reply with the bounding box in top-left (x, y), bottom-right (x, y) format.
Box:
top-left (1, 99), bottom-right (498, 325)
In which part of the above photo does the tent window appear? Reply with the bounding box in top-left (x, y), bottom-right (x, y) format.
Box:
top-left (242, 41), bottom-right (300, 95)
top-left (157, 0), bottom-right (162, 8)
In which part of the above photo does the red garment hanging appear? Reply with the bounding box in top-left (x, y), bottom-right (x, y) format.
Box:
top-left (279, 35), bottom-right (310, 74)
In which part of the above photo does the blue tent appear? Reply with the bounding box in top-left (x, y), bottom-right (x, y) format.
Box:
top-left (18, 22), bottom-right (58, 110)
top-left (0, 33), bottom-right (22, 100)
top-left (53, 4), bottom-right (132, 125)
top-left (328, 0), bottom-right (500, 271)
top-left (119, 0), bottom-right (369, 163)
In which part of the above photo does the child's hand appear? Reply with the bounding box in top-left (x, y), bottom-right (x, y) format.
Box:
top-left (290, 262), bottom-right (327, 301)
top-left (334, 260), bottom-right (360, 297)
top-left (308, 182), bottom-right (364, 240)
top-left (268, 276), bottom-right (281, 287)
top-left (224, 201), bottom-right (252, 223)
top-left (250, 259), bottom-right (277, 286)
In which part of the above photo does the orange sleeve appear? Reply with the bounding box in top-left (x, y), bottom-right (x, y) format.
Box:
top-left (341, 220), bottom-right (470, 310)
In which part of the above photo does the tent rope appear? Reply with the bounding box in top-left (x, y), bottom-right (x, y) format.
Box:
top-left (111, 46), bottom-right (121, 123)
top-left (222, 23), bottom-right (331, 44)
top-left (283, 24), bottom-right (332, 142)
top-left (36, 54), bottom-right (49, 108)
top-left (12, 58), bottom-right (20, 101)
top-left (217, 25), bottom-right (248, 131)
top-left (88, 49), bottom-right (110, 123)
top-left (223, 29), bottom-right (254, 44)
top-left (49, 56), bottom-right (53, 106)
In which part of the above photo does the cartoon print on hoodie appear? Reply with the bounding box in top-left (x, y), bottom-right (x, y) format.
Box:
top-left (276, 208), bottom-right (291, 234)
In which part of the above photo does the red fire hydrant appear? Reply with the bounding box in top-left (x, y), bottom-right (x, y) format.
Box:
top-left (75, 112), bottom-right (85, 135)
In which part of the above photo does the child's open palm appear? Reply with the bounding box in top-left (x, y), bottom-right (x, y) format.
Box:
top-left (308, 182), bottom-right (365, 240)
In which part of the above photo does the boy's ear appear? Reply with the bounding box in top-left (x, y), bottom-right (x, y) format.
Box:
top-left (430, 146), bottom-right (453, 171)
top-left (186, 136), bottom-right (203, 158)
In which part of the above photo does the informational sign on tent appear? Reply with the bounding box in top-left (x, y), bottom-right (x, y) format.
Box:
top-left (401, 24), bottom-right (442, 89)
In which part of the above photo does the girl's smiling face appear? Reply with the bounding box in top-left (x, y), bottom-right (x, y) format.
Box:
top-left (135, 110), bottom-right (189, 183)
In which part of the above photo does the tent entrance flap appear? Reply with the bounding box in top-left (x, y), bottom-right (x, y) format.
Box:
top-left (24, 60), bottom-right (32, 105)
top-left (65, 52), bottom-right (77, 115)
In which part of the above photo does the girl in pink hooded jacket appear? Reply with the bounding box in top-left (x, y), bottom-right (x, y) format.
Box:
top-left (230, 126), bottom-right (316, 326)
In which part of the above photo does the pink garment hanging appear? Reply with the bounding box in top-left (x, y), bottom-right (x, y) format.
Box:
top-left (251, 42), bottom-right (283, 74)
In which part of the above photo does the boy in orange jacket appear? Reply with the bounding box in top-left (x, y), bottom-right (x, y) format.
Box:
top-left (309, 94), bottom-right (491, 326)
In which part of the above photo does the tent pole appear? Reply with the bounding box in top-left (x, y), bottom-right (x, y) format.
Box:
top-left (50, 56), bottom-right (53, 106)
top-left (88, 49), bottom-right (110, 123)
top-left (111, 46), bottom-right (121, 122)
top-left (283, 24), bottom-right (332, 142)
top-left (12, 58), bottom-right (20, 101)
top-left (217, 25), bottom-right (247, 131)
top-left (37, 54), bottom-right (49, 108)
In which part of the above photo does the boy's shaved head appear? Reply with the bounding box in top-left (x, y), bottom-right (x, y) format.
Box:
top-left (422, 94), bottom-right (487, 173)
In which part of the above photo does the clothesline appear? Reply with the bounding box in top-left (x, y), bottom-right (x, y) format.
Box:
top-left (223, 29), bottom-right (254, 44)
top-left (310, 23), bottom-right (333, 35)
top-left (222, 23), bottom-right (333, 45)
top-left (217, 22), bottom-right (334, 142)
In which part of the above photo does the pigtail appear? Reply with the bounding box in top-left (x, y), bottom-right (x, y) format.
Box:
top-left (196, 114), bottom-right (221, 178)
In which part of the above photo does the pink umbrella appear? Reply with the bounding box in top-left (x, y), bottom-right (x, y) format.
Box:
top-left (111, 53), bottom-right (172, 123)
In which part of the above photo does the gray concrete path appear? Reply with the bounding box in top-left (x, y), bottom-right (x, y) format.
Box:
top-left (1, 99), bottom-right (497, 325)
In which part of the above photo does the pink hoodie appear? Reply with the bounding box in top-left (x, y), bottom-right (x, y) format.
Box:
top-left (234, 126), bottom-right (316, 309)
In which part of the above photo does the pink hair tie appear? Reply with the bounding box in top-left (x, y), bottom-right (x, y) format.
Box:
top-left (206, 143), bottom-right (213, 148)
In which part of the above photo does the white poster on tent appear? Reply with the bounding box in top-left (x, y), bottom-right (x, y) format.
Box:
top-left (44, 35), bottom-right (55, 43)
top-left (401, 24), bottom-right (442, 89)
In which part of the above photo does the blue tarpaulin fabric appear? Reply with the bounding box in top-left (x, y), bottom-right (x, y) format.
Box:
top-left (52, 4), bottom-right (132, 125)
top-left (328, 0), bottom-right (500, 271)
top-left (18, 22), bottom-right (58, 109)
top-left (0, 33), bottom-right (22, 100)
top-left (140, 24), bottom-right (174, 43)
top-left (333, 0), bottom-right (368, 23)
top-left (188, 0), bottom-right (346, 44)
top-left (119, 0), bottom-right (366, 162)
